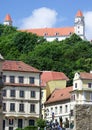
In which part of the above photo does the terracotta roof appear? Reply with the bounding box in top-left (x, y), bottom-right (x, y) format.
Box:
top-left (4, 14), bottom-right (12, 21)
top-left (2, 60), bottom-right (41, 73)
top-left (76, 10), bottom-right (83, 17)
top-left (45, 86), bottom-right (72, 104)
top-left (79, 72), bottom-right (92, 80)
top-left (22, 27), bottom-right (74, 37)
top-left (41, 71), bottom-right (69, 86)
top-left (4, 83), bottom-right (40, 87)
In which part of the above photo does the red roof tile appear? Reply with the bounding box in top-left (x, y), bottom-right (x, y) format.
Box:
top-left (45, 86), bottom-right (72, 104)
top-left (4, 14), bottom-right (12, 21)
top-left (22, 27), bottom-right (74, 37)
top-left (76, 10), bottom-right (83, 17)
top-left (80, 72), bottom-right (92, 80)
top-left (41, 71), bottom-right (69, 86)
top-left (3, 60), bottom-right (41, 73)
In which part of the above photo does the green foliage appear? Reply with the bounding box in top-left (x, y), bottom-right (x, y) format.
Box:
top-left (16, 128), bottom-right (24, 130)
top-left (24, 126), bottom-right (38, 130)
top-left (36, 118), bottom-right (46, 128)
top-left (0, 25), bottom-right (92, 86)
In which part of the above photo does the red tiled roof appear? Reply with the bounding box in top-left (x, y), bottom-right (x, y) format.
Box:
top-left (45, 86), bottom-right (72, 104)
top-left (22, 27), bottom-right (74, 37)
top-left (4, 14), bottom-right (12, 21)
top-left (76, 10), bottom-right (83, 17)
top-left (80, 72), bottom-right (92, 80)
top-left (4, 83), bottom-right (40, 87)
top-left (2, 60), bottom-right (41, 73)
top-left (41, 71), bottom-right (69, 86)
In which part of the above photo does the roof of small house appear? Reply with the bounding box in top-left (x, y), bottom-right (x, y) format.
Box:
top-left (45, 86), bottom-right (72, 104)
top-left (2, 60), bottom-right (41, 73)
top-left (41, 71), bottom-right (69, 86)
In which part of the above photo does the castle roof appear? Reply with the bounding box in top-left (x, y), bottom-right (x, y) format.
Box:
top-left (4, 14), bottom-right (12, 21)
top-left (76, 10), bottom-right (83, 17)
top-left (23, 27), bottom-right (74, 37)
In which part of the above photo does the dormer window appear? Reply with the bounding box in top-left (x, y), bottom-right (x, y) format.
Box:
top-left (44, 33), bottom-right (48, 36)
top-left (55, 32), bottom-right (59, 36)
top-left (75, 83), bottom-right (77, 88)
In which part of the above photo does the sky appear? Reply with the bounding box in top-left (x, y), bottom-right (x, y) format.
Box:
top-left (0, 0), bottom-right (92, 40)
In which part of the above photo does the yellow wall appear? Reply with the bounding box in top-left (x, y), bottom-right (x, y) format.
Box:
top-left (82, 79), bottom-right (92, 88)
top-left (46, 80), bottom-right (66, 98)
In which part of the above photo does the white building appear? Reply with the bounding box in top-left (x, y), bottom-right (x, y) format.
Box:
top-left (2, 60), bottom-right (41, 130)
top-left (22, 10), bottom-right (85, 41)
top-left (70, 71), bottom-right (92, 122)
top-left (44, 87), bottom-right (72, 127)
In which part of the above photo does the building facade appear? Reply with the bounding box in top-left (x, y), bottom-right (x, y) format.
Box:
top-left (44, 87), bottom-right (72, 128)
top-left (41, 71), bottom-right (69, 119)
top-left (2, 60), bottom-right (41, 130)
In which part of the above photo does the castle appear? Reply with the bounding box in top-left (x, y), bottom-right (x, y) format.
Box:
top-left (4, 10), bottom-right (86, 41)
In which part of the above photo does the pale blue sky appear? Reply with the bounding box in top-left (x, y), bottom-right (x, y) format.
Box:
top-left (0, 0), bottom-right (92, 39)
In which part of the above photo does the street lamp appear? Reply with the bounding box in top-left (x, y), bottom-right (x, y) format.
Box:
top-left (0, 54), bottom-right (4, 130)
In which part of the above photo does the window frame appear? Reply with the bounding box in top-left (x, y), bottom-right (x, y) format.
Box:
top-left (18, 76), bottom-right (24, 83)
top-left (10, 76), bottom-right (15, 83)
top-left (29, 77), bottom-right (35, 84)
top-left (10, 103), bottom-right (15, 111)
top-left (10, 90), bottom-right (15, 97)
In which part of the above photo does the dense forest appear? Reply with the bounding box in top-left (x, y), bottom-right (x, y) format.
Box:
top-left (0, 24), bottom-right (92, 85)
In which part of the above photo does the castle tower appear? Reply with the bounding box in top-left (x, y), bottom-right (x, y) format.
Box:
top-left (3, 14), bottom-right (12, 26)
top-left (74, 10), bottom-right (85, 39)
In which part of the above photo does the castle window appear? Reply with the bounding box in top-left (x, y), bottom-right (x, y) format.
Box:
top-left (78, 26), bottom-right (80, 29)
top-left (55, 32), bottom-right (59, 36)
top-left (44, 33), bottom-right (48, 36)
top-left (78, 31), bottom-right (80, 33)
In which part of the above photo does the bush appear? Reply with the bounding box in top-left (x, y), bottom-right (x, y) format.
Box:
top-left (24, 126), bottom-right (38, 130)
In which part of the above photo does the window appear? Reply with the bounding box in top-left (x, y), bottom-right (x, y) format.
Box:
top-left (9, 127), bottom-right (13, 130)
top-left (75, 83), bottom-right (77, 88)
top-left (31, 91), bottom-right (35, 98)
top-left (10, 76), bottom-right (15, 83)
top-left (3, 75), bottom-right (6, 82)
top-left (60, 106), bottom-right (62, 113)
top-left (29, 77), bottom-right (34, 84)
top-left (90, 93), bottom-right (92, 101)
top-left (70, 110), bottom-right (73, 116)
top-left (19, 104), bottom-right (24, 112)
top-left (10, 90), bottom-right (15, 97)
top-left (19, 90), bottom-right (24, 98)
top-left (41, 92), bottom-right (43, 98)
top-left (3, 90), bottom-right (6, 97)
top-left (65, 105), bottom-right (68, 113)
top-left (30, 104), bottom-right (35, 112)
top-left (9, 119), bottom-right (14, 125)
top-left (71, 95), bottom-right (75, 101)
top-left (19, 76), bottom-right (24, 83)
top-left (51, 108), bottom-right (53, 113)
top-left (88, 83), bottom-right (92, 88)
top-left (3, 103), bottom-right (6, 111)
top-left (10, 103), bottom-right (15, 111)
top-left (29, 119), bottom-right (35, 126)
top-left (55, 107), bottom-right (57, 114)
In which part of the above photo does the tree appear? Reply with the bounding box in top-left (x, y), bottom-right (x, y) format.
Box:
top-left (36, 118), bottom-right (46, 129)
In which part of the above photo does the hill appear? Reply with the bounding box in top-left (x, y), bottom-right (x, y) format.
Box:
top-left (0, 24), bottom-right (92, 85)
